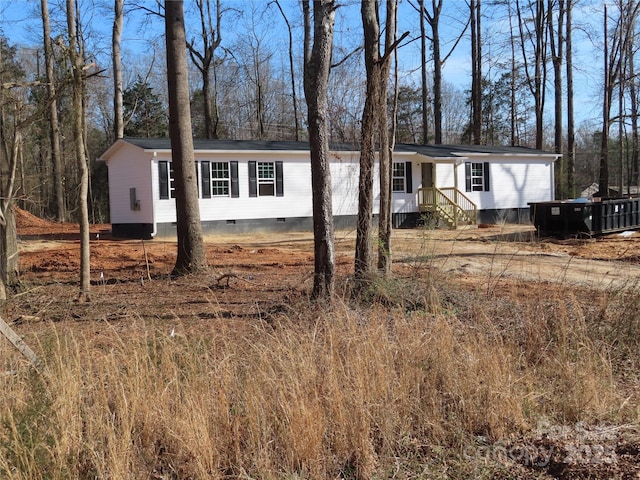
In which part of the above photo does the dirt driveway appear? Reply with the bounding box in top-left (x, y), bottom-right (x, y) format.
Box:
top-left (15, 204), bottom-right (640, 294)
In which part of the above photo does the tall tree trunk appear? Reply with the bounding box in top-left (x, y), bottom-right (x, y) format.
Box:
top-left (599, 4), bottom-right (610, 196)
top-left (41, 0), bottom-right (65, 221)
top-left (508, 2), bottom-right (517, 146)
top-left (517, 0), bottom-right (547, 150)
top-left (5, 132), bottom-right (20, 288)
top-left (66, 0), bottom-right (91, 301)
top-left (470, 0), bottom-right (482, 145)
top-left (166, 0), bottom-right (207, 274)
top-left (619, 59), bottom-right (624, 195)
top-left (0, 130), bottom-right (22, 300)
top-left (303, 0), bottom-right (336, 299)
top-left (566, 0), bottom-right (575, 196)
top-left (187, 0), bottom-right (222, 140)
top-left (630, 30), bottom-right (639, 188)
top-left (113, 0), bottom-right (124, 140)
top-left (418, 0), bottom-right (429, 143)
top-left (356, 0), bottom-right (407, 283)
top-left (549, 0), bottom-right (565, 198)
top-left (355, 0), bottom-right (381, 282)
top-left (430, 0), bottom-right (443, 144)
top-left (274, 0), bottom-right (300, 141)
top-left (377, 0), bottom-right (399, 274)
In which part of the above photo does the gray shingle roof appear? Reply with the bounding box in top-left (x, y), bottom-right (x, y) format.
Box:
top-left (122, 137), bottom-right (556, 157)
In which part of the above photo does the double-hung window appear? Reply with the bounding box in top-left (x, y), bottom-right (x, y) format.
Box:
top-left (258, 162), bottom-right (275, 196)
top-left (392, 161), bottom-right (413, 193)
top-left (393, 162), bottom-right (406, 192)
top-left (200, 161), bottom-right (239, 198)
top-left (212, 162), bottom-right (230, 196)
top-left (158, 161), bottom-right (175, 199)
top-left (249, 161), bottom-right (284, 197)
top-left (465, 162), bottom-right (490, 192)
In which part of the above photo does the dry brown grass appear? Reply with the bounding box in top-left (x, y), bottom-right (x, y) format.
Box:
top-left (0, 264), bottom-right (637, 479)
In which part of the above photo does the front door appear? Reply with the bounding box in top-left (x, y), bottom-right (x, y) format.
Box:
top-left (422, 163), bottom-right (434, 188)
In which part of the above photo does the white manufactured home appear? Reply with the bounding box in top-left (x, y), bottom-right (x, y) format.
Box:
top-left (98, 138), bottom-right (559, 239)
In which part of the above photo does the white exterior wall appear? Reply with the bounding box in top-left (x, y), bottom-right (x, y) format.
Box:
top-left (331, 152), bottom-right (382, 216)
top-left (103, 141), bottom-right (557, 232)
top-left (435, 162), bottom-right (456, 188)
top-left (150, 150), bottom-right (387, 224)
top-left (391, 155), bottom-right (420, 214)
top-left (107, 142), bottom-right (154, 224)
top-left (154, 151), bottom-right (315, 223)
top-left (455, 158), bottom-right (554, 210)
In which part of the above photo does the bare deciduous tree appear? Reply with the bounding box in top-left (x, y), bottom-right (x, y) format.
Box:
top-left (411, 0), bottom-right (468, 145)
top-left (566, 0), bottom-right (576, 196)
top-left (355, 0), bottom-right (407, 283)
top-left (165, 0), bottom-right (208, 274)
top-left (303, 0), bottom-right (336, 299)
top-left (66, 0), bottom-right (91, 301)
top-left (378, 0), bottom-right (407, 274)
top-left (113, 0), bottom-right (125, 140)
top-left (272, 0), bottom-right (300, 141)
top-left (516, 0), bottom-right (547, 150)
top-left (548, 0), bottom-right (565, 197)
top-left (354, 0), bottom-right (381, 283)
top-left (470, 0), bottom-right (481, 145)
top-left (598, 1), bottom-right (640, 196)
top-left (187, 0), bottom-right (222, 139)
top-left (41, 0), bottom-right (66, 221)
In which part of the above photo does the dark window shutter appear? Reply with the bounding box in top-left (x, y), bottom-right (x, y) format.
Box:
top-left (465, 162), bottom-right (471, 192)
top-left (275, 161), bottom-right (284, 196)
top-left (159, 161), bottom-right (169, 199)
top-left (248, 161), bottom-right (257, 197)
top-left (201, 162), bottom-right (211, 198)
top-left (405, 161), bottom-right (413, 193)
top-left (483, 162), bottom-right (490, 191)
top-left (230, 161), bottom-right (239, 198)
top-left (195, 162), bottom-right (200, 197)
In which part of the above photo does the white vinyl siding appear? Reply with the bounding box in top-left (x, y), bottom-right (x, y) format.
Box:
top-left (456, 159), bottom-right (553, 210)
top-left (101, 139), bottom-right (557, 231)
top-left (106, 142), bottom-right (154, 224)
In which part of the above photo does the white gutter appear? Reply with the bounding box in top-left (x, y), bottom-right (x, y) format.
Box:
top-left (151, 151), bottom-right (157, 237)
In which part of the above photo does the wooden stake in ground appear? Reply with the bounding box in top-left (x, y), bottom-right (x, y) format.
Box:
top-left (0, 316), bottom-right (41, 370)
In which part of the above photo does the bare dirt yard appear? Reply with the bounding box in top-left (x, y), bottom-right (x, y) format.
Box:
top-left (7, 208), bottom-right (640, 479)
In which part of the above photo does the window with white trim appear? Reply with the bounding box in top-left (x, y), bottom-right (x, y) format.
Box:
top-left (248, 161), bottom-right (283, 197)
top-left (158, 161), bottom-right (175, 199)
top-left (392, 162), bottom-right (406, 192)
top-left (471, 163), bottom-right (484, 191)
top-left (211, 162), bottom-right (230, 196)
top-left (258, 162), bottom-right (275, 196)
top-left (465, 161), bottom-right (490, 192)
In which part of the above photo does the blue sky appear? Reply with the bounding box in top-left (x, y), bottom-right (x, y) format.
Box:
top-left (0, 0), bottom-right (606, 127)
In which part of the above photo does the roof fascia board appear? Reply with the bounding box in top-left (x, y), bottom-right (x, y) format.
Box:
top-left (454, 151), bottom-right (559, 161)
top-left (97, 138), bottom-right (130, 162)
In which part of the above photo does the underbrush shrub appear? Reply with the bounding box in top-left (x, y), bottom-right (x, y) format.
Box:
top-left (0, 280), bottom-right (633, 479)
top-left (344, 269), bottom-right (443, 315)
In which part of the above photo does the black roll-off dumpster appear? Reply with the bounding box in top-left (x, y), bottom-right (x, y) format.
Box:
top-left (529, 197), bottom-right (640, 237)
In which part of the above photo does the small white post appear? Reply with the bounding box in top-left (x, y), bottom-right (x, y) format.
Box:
top-left (0, 316), bottom-right (41, 370)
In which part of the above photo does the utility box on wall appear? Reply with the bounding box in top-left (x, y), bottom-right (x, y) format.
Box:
top-left (129, 188), bottom-right (140, 211)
